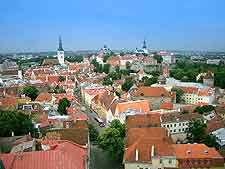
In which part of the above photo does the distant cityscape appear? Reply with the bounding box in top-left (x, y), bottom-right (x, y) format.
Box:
top-left (0, 35), bottom-right (225, 169)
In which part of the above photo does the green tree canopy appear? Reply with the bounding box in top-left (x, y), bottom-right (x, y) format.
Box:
top-left (153, 54), bottom-right (163, 63)
top-left (98, 119), bottom-right (125, 162)
top-left (103, 53), bottom-right (110, 63)
top-left (103, 64), bottom-right (111, 74)
top-left (88, 123), bottom-right (99, 142)
top-left (186, 119), bottom-right (219, 148)
top-left (122, 77), bottom-right (134, 92)
top-left (125, 61), bottom-right (132, 70)
top-left (58, 98), bottom-right (71, 115)
top-left (58, 76), bottom-right (66, 82)
top-left (142, 76), bottom-right (158, 86)
top-left (194, 105), bottom-right (215, 114)
top-left (0, 111), bottom-right (34, 137)
top-left (103, 77), bottom-right (113, 86)
top-left (115, 65), bottom-right (120, 73)
top-left (171, 87), bottom-right (184, 103)
top-left (23, 86), bottom-right (39, 101)
top-left (65, 55), bottom-right (83, 63)
top-left (186, 119), bottom-right (207, 143)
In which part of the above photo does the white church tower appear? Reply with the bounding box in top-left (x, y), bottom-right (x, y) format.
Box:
top-left (57, 36), bottom-right (65, 65)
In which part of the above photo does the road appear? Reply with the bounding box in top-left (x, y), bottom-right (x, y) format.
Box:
top-left (90, 145), bottom-right (121, 169)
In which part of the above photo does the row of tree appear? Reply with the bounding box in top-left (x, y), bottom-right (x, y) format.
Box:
top-left (170, 59), bottom-right (225, 88)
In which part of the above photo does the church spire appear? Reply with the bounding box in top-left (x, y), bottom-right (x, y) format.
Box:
top-left (143, 39), bottom-right (147, 49)
top-left (58, 36), bottom-right (64, 51)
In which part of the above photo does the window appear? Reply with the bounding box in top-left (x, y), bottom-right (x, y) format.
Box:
top-left (167, 125), bottom-right (169, 128)
top-left (174, 124), bottom-right (176, 127)
top-left (170, 124), bottom-right (172, 127)
top-left (179, 123), bottom-right (181, 126)
top-left (169, 159), bottom-right (172, 164)
top-left (170, 130), bottom-right (172, 133)
top-left (160, 159), bottom-right (162, 163)
top-left (179, 129), bottom-right (181, 132)
top-left (174, 129), bottom-right (176, 132)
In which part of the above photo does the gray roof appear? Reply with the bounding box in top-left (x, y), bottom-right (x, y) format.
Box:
top-left (212, 128), bottom-right (225, 146)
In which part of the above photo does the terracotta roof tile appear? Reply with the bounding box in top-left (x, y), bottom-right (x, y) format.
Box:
top-left (0, 140), bottom-right (87, 169)
top-left (116, 100), bottom-right (150, 114)
top-left (126, 113), bottom-right (161, 128)
top-left (173, 144), bottom-right (223, 159)
top-left (160, 102), bottom-right (174, 110)
top-left (35, 93), bottom-right (52, 103)
top-left (124, 127), bottom-right (174, 162)
top-left (161, 112), bottom-right (201, 123)
top-left (132, 86), bottom-right (174, 98)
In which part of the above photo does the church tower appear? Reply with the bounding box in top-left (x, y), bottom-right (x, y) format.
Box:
top-left (142, 39), bottom-right (148, 54)
top-left (57, 36), bottom-right (65, 65)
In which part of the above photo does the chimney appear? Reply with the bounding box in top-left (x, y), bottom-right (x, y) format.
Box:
top-left (46, 75), bottom-right (48, 82)
top-left (139, 106), bottom-right (142, 113)
top-left (151, 145), bottom-right (154, 157)
top-left (135, 149), bottom-right (139, 161)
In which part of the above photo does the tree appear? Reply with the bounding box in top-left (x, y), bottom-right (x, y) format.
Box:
top-left (186, 119), bottom-right (219, 149)
top-left (204, 134), bottom-right (219, 149)
top-left (186, 119), bottom-right (207, 143)
top-left (142, 76), bottom-right (158, 86)
top-left (103, 64), bottom-right (111, 74)
top-left (122, 78), bottom-right (134, 92)
top-left (103, 53), bottom-right (110, 63)
top-left (115, 91), bottom-right (121, 98)
top-left (88, 123), bottom-right (99, 142)
top-left (125, 61), bottom-right (132, 70)
top-left (65, 55), bottom-right (83, 63)
top-left (58, 76), bottom-right (66, 82)
top-left (98, 119), bottom-right (125, 162)
top-left (115, 65), bottom-right (120, 73)
top-left (103, 77), bottom-right (113, 86)
top-left (23, 86), bottom-right (39, 101)
top-left (153, 54), bottom-right (163, 63)
top-left (0, 111), bottom-right (34, 137)
top-left (194, 105), bottom-right (215, 114)
top-left (171, 87), bottom-right (184, 103)
top-left (58, 98), bottom-right (71, 115)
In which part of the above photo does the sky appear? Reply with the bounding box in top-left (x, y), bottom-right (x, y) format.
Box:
top-left (0, 0), bottom-right (225, 53)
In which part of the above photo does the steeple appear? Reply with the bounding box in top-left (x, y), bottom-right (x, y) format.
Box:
top-left (143, 39), bottom-right (147, 49)
top-left (58, 36), bottom-right (64, 51)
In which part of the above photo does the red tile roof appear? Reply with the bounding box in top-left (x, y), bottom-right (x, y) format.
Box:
top-left (35, 93), bottom-right (52, 103)
top-left (116, 100), bottom-right (150, 114)
top-left (138, 69), bottom-right (145, 75)
top-left (0, 97), bottom-right (17, 105)
top-left (126, 113), bottom-right (161, 128)
top-left (0, 140), bottom-right (87, 169)
top-left (124, 127), bottom-right (174, 162)
top-left (160, 102), bottom-right (174, 110)
top-left (132, 86), bottom-right (174, 98)
top-left (173, 144), bottom-right (223, 159)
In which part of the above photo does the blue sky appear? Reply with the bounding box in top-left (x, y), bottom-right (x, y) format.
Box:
top-left (0, 0), bottom-right (225, 53)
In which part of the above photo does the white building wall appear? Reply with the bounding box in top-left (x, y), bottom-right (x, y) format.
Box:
top-left (124, 162), bottom-right (152, 169)
top-left (57, 51), bottom-right (65, 65)
top-left (161, 121), bottom-right (189, 134)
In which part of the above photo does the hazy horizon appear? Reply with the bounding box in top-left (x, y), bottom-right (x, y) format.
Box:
top-left (1, 0), bottom-right (225, 53)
